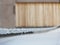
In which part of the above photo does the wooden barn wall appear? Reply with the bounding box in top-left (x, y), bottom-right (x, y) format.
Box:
top-left (0, 0), bottom-right (60, 28)
top-left (16, 3), bottom-right (60, 27)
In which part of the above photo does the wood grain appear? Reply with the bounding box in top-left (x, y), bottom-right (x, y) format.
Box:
top-left (16, 3), bottom-right (60, 27)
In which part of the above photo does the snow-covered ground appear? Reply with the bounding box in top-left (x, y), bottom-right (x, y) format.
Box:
top-left (0, 28), bottom-right (60, 45)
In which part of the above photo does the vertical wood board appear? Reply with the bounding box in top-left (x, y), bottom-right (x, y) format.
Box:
top-left (16, 3), bottom-right (60, 27)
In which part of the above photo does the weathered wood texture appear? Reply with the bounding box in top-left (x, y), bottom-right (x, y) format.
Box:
top-left (0, 0), bottom-right (15, 5)
top-left (0, 0), bottom-right (15, 28)
top-left (0, 0), bottom-right (60, 28)
top-left (16, 3), bottom-right (60, 27)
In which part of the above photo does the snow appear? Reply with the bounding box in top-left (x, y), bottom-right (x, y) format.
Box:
top-left (0, 28), bottom-right (60, 45)
top-left (0, 26), bottom-right (58, 34)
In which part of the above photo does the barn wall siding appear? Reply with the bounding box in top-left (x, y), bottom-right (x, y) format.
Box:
top-left (0, 0), bottom-right (60, 28)
top-left (16, 3), bottom-right (60, 27)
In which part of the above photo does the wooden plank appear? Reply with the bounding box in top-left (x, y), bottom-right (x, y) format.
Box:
top-left (16, 4), bottom-right (19, 27)
top-left (53, 3), bottom-right (59, 26)
top-left (26, 4), bottom-right (36, 27)
top-left (16, 3), bottom-right (60, 27)
top-left (44, 4), bottom-right (53, 26)
top-left (35, 4), bottom-right (44, 26)
top-left (58, 4), bottom-right (60, 25)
